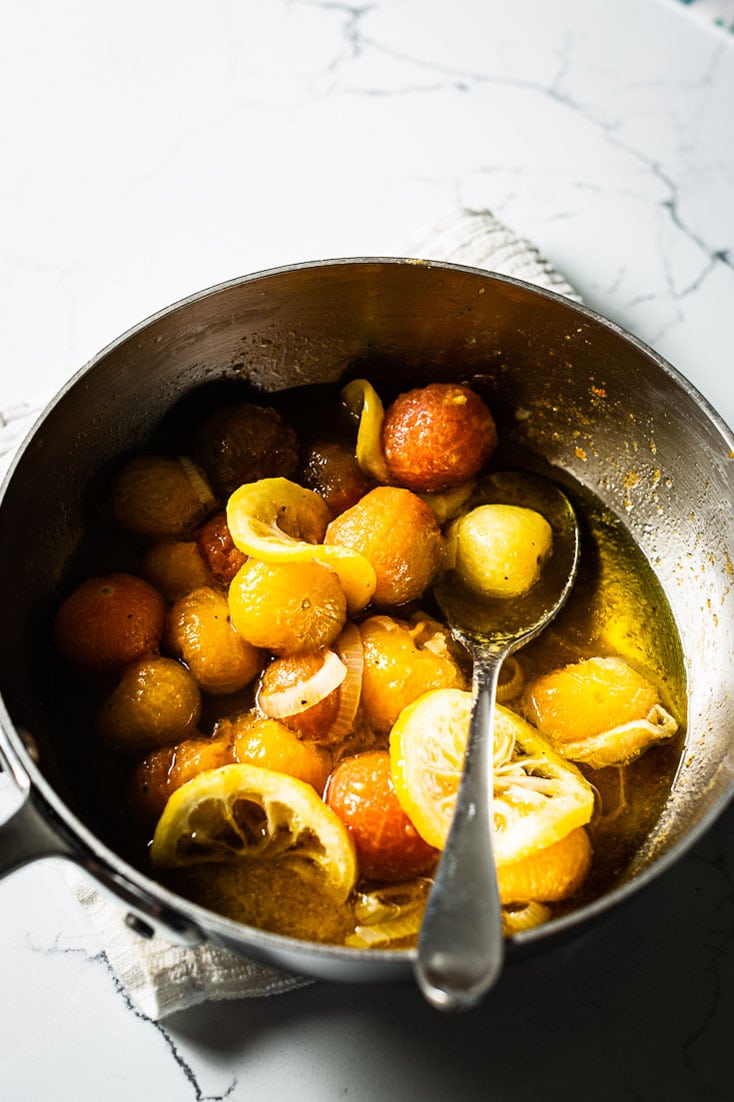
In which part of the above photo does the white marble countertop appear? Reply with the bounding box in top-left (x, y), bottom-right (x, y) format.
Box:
top-left (1, 1), bottom-right (732, 1098)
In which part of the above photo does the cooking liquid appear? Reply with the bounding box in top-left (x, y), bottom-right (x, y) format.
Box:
top-left (512, 486), bottom-right (686, 909)
top-left (52, 382), bottom-right (686, 945)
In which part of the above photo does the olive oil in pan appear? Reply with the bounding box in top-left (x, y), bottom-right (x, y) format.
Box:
top-left (514, 483), bottom-right (686, 905)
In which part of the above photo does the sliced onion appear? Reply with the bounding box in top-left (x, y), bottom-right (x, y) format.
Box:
top-left (346, 879), bottom-right (432, 949)
top-left (258, 648), bottom-right (347, 719)
top-left (177, 455), bottom-right (217, 511)
top-left (496, 656), bottom-right (524, 704)
top-left (327, 622), bottom-right (364, 740)
top-left (502, 901), bottom-right (551, 935)
top-left (346, 914), bottom-right (422, 950)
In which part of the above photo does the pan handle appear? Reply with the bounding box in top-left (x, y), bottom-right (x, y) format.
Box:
top-left (0, 727), bottom-right (203, 947)
top-left (0, 786), bottom-right (79, 872)
top-left (0, 786), bottom-right (204, 947)
top-left (0, 726), bottom-right (78, 872)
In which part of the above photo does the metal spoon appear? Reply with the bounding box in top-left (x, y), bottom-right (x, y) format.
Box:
top-left (415, 470), bottom-right (580, 1011)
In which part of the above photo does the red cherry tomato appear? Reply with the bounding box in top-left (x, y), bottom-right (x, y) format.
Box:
top-left (326, 750), bottom-right (438, 881)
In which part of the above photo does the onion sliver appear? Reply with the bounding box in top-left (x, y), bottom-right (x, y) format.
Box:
top-left (328, 622), bottom-right (364, 740)
top-left (259, 648), bottom-right (347, 719)
top-left (177, 455), bottom-right (217, 512)
top-left (345, 913), bottom-right (422, 949)
top-left (346, 879), bottom-right (431, 948)
top-left (496, 656), bottom-right (524, 704)
top-left (502, 901), bottom-right (551, 935)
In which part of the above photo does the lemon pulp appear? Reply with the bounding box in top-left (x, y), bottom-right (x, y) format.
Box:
top-left (151, 763), bottom-right (357, 903)
top-left (389, 688), bottom-right (595, 865)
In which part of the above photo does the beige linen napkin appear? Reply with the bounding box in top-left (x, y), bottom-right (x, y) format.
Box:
top-left (8, 208), bottom-right (579, 1019)
top-left (402, 208), bottom-right (580, 300)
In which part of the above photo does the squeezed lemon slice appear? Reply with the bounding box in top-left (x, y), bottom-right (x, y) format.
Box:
top-left (227, 477), bottom-right (376, 613)
top-left (341, 378), bottom-right (391, 484)
top-left (522, 656), bottom-right (679, 767)
top-left (150, 763), bottom-right (357, 903)
top-left (389, 688), bottom-right (595, 866)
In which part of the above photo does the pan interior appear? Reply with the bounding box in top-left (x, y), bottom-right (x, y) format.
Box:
top-left (0, 259), bottom-right (731, 955)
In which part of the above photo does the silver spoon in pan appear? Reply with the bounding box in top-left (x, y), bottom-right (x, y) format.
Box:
top-left (415, 470), bottom-right (580, 1011)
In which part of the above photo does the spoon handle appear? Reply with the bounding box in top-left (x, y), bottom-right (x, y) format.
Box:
top-left (414, 649), bottom-right (505, 1011)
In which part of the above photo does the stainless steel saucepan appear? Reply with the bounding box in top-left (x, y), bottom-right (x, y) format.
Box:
top-left (0, 258), bottom-right (732, 984)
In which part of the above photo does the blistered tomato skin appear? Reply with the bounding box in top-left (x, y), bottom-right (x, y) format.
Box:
top-left (128, 732), bottom-right (237, 822)
top-left (192, 403), bottom-right (300, 499)
top-left (128, 745), bottom-right (175, 822)
top-left (228, 558), bottom-right (347, 654)
top-left (301, 436), bottom-right (375, 517)
top-left (496, 826), bottom-right (592, 905)
top-left (97, 656), bottom-right (202, 754)
top-left (140, 540), bottom-right (214, 602)
top-left (220, 713), bottom-right (333, 794)
top-left (53, 572), bottom-right (167, 676)
top-left (324, 486), bottom-right (444, 607)
top-left (381, 383), bottom-right (497, 493)
top-left (448, 503), bottom-right (553, 599)
top-left (326, 751), bottom-right (439, 881)
top-left (166, 586), bottom-right (264, 695)
top-left (111, 455), bottom-right (214, 539)
top-left (359, 614), bottom-right (468, 734)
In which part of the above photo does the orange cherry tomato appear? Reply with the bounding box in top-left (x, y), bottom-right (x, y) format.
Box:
top-left (326, 750), bottom-right (439, 881)
top-left (325, 486), bottom-right (444, 607)
top-left (381, 382), bottom-right (497, 493)
top-left (128, 731), bottom-right (237, 822)
top-left (301, 436), bottom-right (375, 517)
top-left (53, 572), bottom-right (166, 676)
top-left (257, 651), bottom-right (342, 741)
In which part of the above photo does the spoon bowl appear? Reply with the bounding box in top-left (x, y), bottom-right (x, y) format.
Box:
top-left (415, 470), bottom-right (580, 1010)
